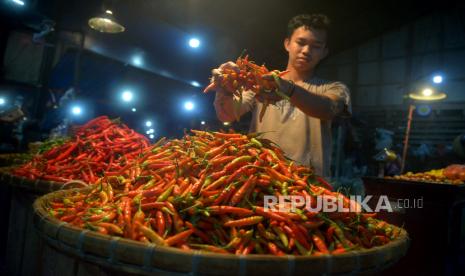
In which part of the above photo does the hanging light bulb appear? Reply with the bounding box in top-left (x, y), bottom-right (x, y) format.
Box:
top-left (88, 9), bottom-right (125, 33)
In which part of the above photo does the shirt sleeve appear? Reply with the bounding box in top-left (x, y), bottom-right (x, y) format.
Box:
top-left (325, 82), bottom-right (352, 118)
top-left (214, 90), bottom-right (256, 122)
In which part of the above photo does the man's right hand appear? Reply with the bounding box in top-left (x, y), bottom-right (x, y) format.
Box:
top-left (204, 61), bottom-right (240, 94)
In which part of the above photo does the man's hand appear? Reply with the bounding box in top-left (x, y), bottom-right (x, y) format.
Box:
top-left (257, 73), bottom-right (295, 104)
top-left (204, 61), bottom-right (240, 94)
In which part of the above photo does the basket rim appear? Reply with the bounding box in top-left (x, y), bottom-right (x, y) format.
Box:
top-left (33, 187), bottom-right (410, 262)
top-left (0, 169), bottom-right (90, 193)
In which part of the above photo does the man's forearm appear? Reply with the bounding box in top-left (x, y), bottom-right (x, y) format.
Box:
top-left (214, 91), bottom-right (255, 122)
top-left (288, 84), bottom-right (340, 120)
top-left (214, 93), bottom-right (236, 122)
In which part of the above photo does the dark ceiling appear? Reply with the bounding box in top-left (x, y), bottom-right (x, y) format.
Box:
top-left (2, 0), bottom-right (462, 89)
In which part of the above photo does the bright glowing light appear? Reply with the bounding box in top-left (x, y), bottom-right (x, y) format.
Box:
top-left (223, 122), bottom-right (230, 126)
top-left (105, 10), bottom-right (113, 14)
top-left (148, 128), bottom-right (154, 134)
top-left (422, 88), bottom-right (433, 97)
top-left (71, 106), bottom-right (82, 115)
top-left (433, 75), bottom-right (443, 84)
top-left (149, 134), bottom-right (155, 139)
top-left (200, 121), bottom-right (206, 125)
top-left (121, 90), bottom-right (133, 102)
top-left (191, 81), bottom-right (201, 87)
top-left (188, 38), bottom-right (200, 48)
top-left (145, 121), bottom-right (152, 127)
top-left (131, 107), bottom-right (136, 112)
top-left (132, 55), bottom-right (143, 66)
top-left (184, 101), bottom-right (194, 111)
top-left (0, 98), bottom-right (5, 105)
top-left (12, 0), bottom-right (25, 6)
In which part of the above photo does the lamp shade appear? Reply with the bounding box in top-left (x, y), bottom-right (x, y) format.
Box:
top-left (88, 10), bottom-right (125, 33)
top-left (408, 88), bottom-right (446, 101)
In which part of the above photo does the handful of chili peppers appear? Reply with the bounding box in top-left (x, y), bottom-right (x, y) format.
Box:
top-left (13, 116), bottom-right (149, 184)
top-left (203, 55), bottom-right (290, 122)
top-left (46, 130), bottom-right (402, 255)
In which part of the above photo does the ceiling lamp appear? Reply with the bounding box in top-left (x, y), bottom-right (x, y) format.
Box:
top-left (408, 87), bottom-right (446, 101)
top-left (88, 10), bottom-right (125, 33)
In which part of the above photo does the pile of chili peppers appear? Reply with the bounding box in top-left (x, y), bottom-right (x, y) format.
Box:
top-left (203, 55), bottom-right (290, 122)
top-left (13, 116), bottom-right (149, 184)
top-left (46, 130), bottom-right (402, 255)
top-left (388, 164), bottom-right (465, 184)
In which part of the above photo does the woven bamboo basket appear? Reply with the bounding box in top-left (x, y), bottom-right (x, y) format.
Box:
top-left (0, 167), bottom-right (88, 194)
top-left (0, 168), bottom-right (90, 275)
top-left (0, 153), bottom-right (30, 167)
top-left (33, 188), bottom-right (410, 276)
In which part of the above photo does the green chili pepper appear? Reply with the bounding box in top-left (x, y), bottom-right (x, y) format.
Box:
top-left (142, 179), bottom-right (156, 190)
top-left (272, 226), bottom-right (288, 247)
top-left (294, 208), bottom-right (308, 221)
top-left (266, 149), bottom-right (279, 161)
top-left (63, 198), bottom-right (73, 207)
top-left (156, 186), bottom-right (174, 202)
top-left (133, 194), bottom-right (143, 205)
top-left (250, 138), bottom-right (263, 148)
top-left (153, 137), bottom-right (166, 148)
top-left (230, 155), bottom-right (253, 165)
top-left (281, 182), bottom-right (288, 196)
top-left (254, 241), bottom-right (265, 254)
top-left (294, 239), bottom-right (310, 255)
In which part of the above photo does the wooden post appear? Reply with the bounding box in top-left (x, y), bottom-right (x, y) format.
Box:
top-left (400, 105), bottom-right (415, 174)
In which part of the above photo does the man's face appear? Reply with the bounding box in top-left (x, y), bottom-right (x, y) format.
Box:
top-left (284, 26), bottom-right (328, 72)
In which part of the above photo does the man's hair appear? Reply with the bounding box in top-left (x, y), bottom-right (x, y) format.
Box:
top-left (286, 14), bottom-right (331, 39)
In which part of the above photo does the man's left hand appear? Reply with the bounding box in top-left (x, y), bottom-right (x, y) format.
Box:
top-left (257, 73), bottom-right (295, 103)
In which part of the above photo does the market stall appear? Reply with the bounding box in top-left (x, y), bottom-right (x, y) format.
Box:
top-left (2, 1), bottom-right (465, 275)
top-left (363, 168), bottom-right (465, 275)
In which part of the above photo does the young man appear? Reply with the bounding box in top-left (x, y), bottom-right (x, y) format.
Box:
top-left (212, 14), bottom-right (351, 176)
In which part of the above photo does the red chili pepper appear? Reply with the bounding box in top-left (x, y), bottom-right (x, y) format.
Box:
top-left (203, 175), bottom-right (228, 192)
top-left (97, 222), bottom-right (123, 235)
top-left (53, 142), bottom-right (79, 162)
top-left (185, 222), bottom-right (211, 243)
top-left (207, 206), bottom-right (254, 217)
top-left (60, 214), bottom-right (76, 222)
top-left (289, 222), bottom-right (311, 250)
top-left (326, 225), bottom-right (336, 242)
top-left (164, 212), bottom-right (173, 235)
top-left (224, 216), bottom-right (263, 227)
top-left (316, 176), bottom-right (334, 191)
top-left (266, 167), bottom-right (294, 183)
top-left (230, 175), bottom-right (256, 205)
top-left (207, 155), bottom-right (233, 167)
top-left (331, 248), bottom-right (346, 254)
top-left (156, 210), bottom-right (165, 236)
top-left (136, 222), bottom-right (165, 246)
top-left (312, 234), bottom-right (329, 254)
top-left (267, 242), bottom-right (285, 256)
top-left (252, 206), bottom-right (287, 222)
top-left (165, 229), bottom-right (194, 246)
